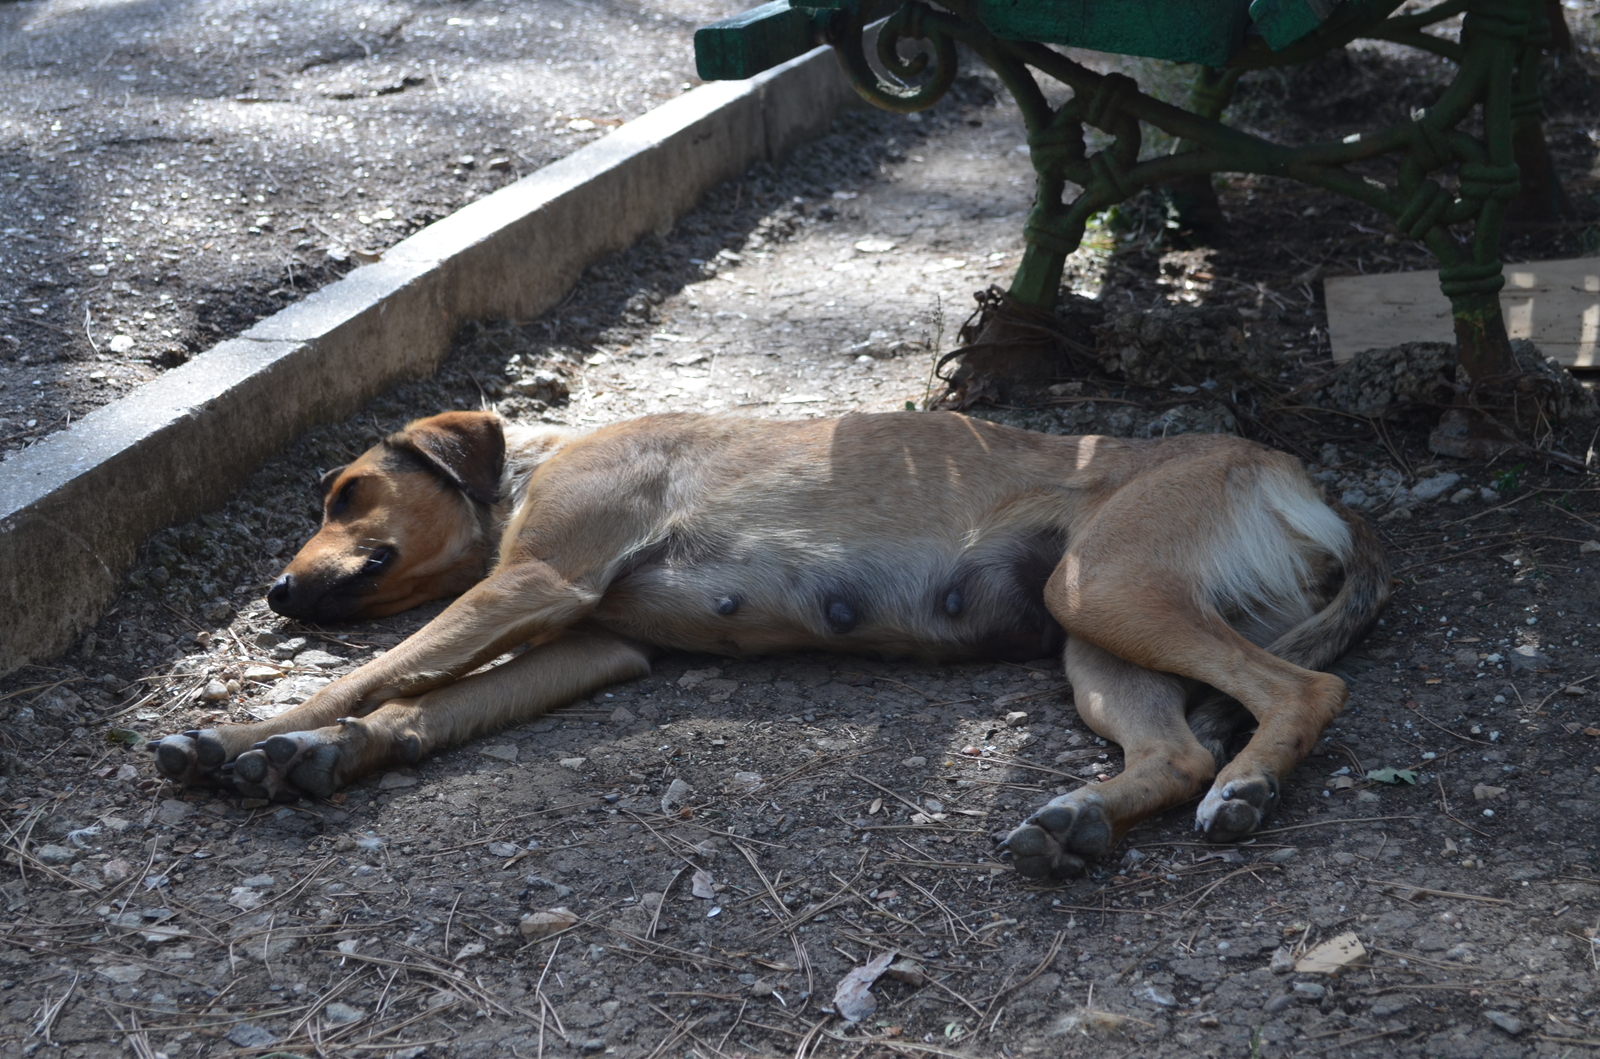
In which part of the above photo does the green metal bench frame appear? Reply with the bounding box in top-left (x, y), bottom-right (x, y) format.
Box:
top-left (696, 0), bottom-right (1561, 386)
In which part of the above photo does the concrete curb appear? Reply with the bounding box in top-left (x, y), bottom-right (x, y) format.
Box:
top-left (0, 47), bottom-right (856, 677)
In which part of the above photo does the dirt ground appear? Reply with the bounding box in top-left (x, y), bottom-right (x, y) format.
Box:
top-left (4, 18), bottom-right (1600, 1059)
top-left (0, 0), bottom-right (743, 457)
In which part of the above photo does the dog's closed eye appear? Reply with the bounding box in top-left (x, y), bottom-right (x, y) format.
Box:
top-left (330, 479), bottom-right (359, 516)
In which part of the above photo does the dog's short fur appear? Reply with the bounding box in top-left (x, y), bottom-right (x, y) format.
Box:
top-left (152, 410), bottom-right (1389, 879)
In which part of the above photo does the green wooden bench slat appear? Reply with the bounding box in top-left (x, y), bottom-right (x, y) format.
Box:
top-left (975, 0), bottom-right (1253, 66)
top-left (1249, 0), bottom-right (1343, 50)
top-left (695, 0), bottom-right (821, 81)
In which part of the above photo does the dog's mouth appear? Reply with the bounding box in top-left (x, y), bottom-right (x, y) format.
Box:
top-left (267, 547), bottom-right (395, 623)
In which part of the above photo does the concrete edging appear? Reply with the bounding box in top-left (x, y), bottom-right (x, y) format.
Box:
top-left (0, 47), bottom-right (856, 677)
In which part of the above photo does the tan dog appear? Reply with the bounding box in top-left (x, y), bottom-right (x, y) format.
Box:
top-left (152, 410), bottom-right (1388, 879)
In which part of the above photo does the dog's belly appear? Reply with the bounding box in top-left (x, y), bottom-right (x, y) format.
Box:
top-left (592, 531), bottom-right (1067, 663)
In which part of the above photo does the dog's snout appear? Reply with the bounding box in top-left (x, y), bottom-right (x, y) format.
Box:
top-left (266, 573), bottom-right (296, 616)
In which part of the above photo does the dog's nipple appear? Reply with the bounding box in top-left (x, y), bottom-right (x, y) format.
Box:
top-left (825, 599), bottom-right (857, 632)
top-left (715, 595), bottom-right (739, 616)
top-left (944, 590), bottom-right (963, 616)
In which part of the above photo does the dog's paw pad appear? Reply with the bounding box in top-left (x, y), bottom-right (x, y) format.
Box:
top-left (231, 731), bottom-right (346, 801)
top-left (1195, 775), bottom-right (1280, 843)
top-left (150, 730), bottom-right (230, 787)
top-left (996, 796), bottom-right (1113, 880)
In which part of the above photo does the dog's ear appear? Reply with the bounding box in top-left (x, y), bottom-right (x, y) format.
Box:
top-left (318, 464), bottom-right (349, 498)
top-left (389, 411), bottom-right (506, 505)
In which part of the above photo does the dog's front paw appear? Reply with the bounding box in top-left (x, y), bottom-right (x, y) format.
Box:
top-left (1195, 773), bottom-right (1280, 843)
top-left (996, 791), bottom-right (1115, 880)
top-left (148, 730), bottom-right (231, 788)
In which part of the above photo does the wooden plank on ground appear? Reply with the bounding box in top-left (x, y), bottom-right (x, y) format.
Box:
top-left (1324, 258), bottom-right (1600, 367)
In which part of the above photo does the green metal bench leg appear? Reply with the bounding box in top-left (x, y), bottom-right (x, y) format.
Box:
top-left (1164, 66), bottom-right (1242, 233)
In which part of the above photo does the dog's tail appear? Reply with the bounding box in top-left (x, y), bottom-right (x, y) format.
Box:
top-left (1188, 504), bottom-right (1391, 767)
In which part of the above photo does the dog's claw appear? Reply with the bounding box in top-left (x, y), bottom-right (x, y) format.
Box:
top-left (150, 729), bottom-right (231, 789)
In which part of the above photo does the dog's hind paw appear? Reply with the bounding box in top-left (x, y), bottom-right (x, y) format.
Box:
top-left (149, 730), bottom-right (231, 788)
top-left (1195, 773), bottom-right (1280, 843)
top-left (232, 729), bottom-right (348, 801)
top-left (995, 792), bottom-right (1115, 880)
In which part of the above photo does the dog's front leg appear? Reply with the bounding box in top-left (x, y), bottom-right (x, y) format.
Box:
top-left (152, 560), bottom-right (596, 788)
top-left (226, 627), bottom-right (650, 799)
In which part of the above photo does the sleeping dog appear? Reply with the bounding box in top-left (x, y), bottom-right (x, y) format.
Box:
top-left (152, 410), bottom-right (1388, 879)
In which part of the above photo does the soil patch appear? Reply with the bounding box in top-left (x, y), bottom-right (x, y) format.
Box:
top-left (3, 32), bottom-right (1600, 1059)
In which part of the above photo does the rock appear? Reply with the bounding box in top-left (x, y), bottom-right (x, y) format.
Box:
top-left (378, 772), bottom-right (418, 790)
top-left (153, 799), bottom-right (194, 826)
top-left (1292, 981), bottom-right (1326, 1000)
top-left (1135, 983), bottom-right (1177, 1007)
top-left (1410, 473), bottom-right (1462, 502)
top-left (242, 663), bottom-right (288, 682)
top-left (559, 757), bottom-right (587, 770)
top-left (480, 744), bottom-right (518, 762)
top-left (228, 887), bottom-right (264, 911)
top-left (677, 667), bottom-right (721, 689)
top-left (268, 637), bottom-right (308, 660)
top-left (102, 858), bottom-right (133, 883)
top-left (225, 1024), bottom-right (277, 1048)
top-left (886, 959), bottom-right (927, 987)
top-left (1580, 540), bottom-right (1600, 555)
top-left (293, 648), bottom-right (345, 669)
top-left (609, 706), bottom-right (636, 725)
top-left (239, 874), bottom-right (275, 888)
top-left (324, 1002), bottom-right (364, 1025)
top-left (1264, 993), bottom-right (1295, 1014)
top-left (1270, 946), bottom-right (1295, 974)
top-left (36, 844), bottom-right (76, 866)
top-left (99, 965), bottom-right (144, 984)
top-left (661, 778), bottom-right (693, 813)
top-left (901, 756), bottom-right (927, 767)
top-left (200, 680), bottom-right (230, 701)
top-left (1510, 645), bottom-right (1555, 673)
top-left (1484, 1011), bottom-right (1524, 1035)
top-left (1004, 711), bottom-right (1030, 727)
top-left (520, 907), bottom-right (579, 939)
top-left (730, 771), bottom-right (763, 792)
top-left (487, 841), bottom-right (519, 858)
top-left (510, 369), bottom-right (569, 404)
top-left (1264, 848), bottom-right (1297, 864)
top-left (1370, 996), bottom-right (1414, 1017)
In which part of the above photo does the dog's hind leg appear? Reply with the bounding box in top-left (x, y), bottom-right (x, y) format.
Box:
top-left (1050, 572), bottom-right (1347, 846)
top-left (227, 627), bottom-right (651, 800)
top-left (999, 637), bottom-right (1217, 879)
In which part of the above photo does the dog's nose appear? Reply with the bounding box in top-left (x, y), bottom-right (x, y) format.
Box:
top-left (266, 573), bottom-right (295, 616)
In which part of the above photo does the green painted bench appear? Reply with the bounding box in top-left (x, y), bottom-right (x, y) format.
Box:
top-left (694, 0), bottom-right (1564, 422)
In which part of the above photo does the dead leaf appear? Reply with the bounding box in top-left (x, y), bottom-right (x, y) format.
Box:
top-left (1442, 837), bottom-right (1459, 853)
top-left (869, 798), bottom-right (882, 815)
top-left (1295, 932), bottom-right (1367, 974)
top-left (1472, 784), bottom-right (1507, 801)
top-left (832, 950), bottom-right (895, 1022)
top-left (1329, 776), bottom-right (1357, 790)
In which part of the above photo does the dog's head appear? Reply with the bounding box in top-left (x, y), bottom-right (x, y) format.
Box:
top-left (267, 411), bottom-right (506, 623)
